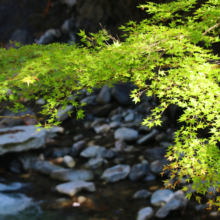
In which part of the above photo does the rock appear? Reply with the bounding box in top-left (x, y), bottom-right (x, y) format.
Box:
top-left (93, 103), bottom-right (115, 117)
top-left (37, 29), bottom-right (61, 44)
top-left (56, 181), bottom-right (95, 197)
top-left (85, 158), bottom-right (105, 169)
top-left (137, 129), bottom-right (159, 144)
top-left (150, 159), bottom-right (169, 175)
top-left (63, 155), bottom-right (75, 168)
top-left (110, 121), bottom-right (121, 129)
top-left (111, 114), bottom-right (122, 122)
top-left (195, 204), bottom-right (209, 211)
top-left (61, 18), bottom-right (75, 34)
top-left (80, 95), bottom-right (97, 105)
top-left (0, 125), bottom-right (46, 155)
top-left (99, 148), bottom-right (116, 159)
top-left (73, 134), bottom-right (83, 141)
top-left (129, 163), bottom-right (150, 181)
top-left (51, 169), bottom-right (94, 181)
top-left (96, 85), bottom-right (111, 104)
top-left (160, 142), bottom-right (173, 149)
top-left (155, 190), bottom-right (187, 218)
top-left (6, 29), bottom-right (35, 49)
top-left (45, 126), bottom-right (64, 139)
top-left (143, 173), bottom-right (157, 182)
top-left (133, 189), bottom-right (152, 199)
top-left (114, 128), bottom-right (138, 141)
top-left (115, 139), bottom-right (127, 152)
top-left (91, 118), bottom-right (106, 127)
top-left (151, 189), bottom-right (174, 207)
top-left (155, 132), bottom-right (169, 142)
top-left (52, 148), bottom-right (71, 158)
top-left (124, 111), bottom-right (134, 122)
top-left (71, 140), bottom-right (86, 157)
top-left (93, 124), bottom-right (111, 134)
top-left (10, 160), bottom-right (22, 173)
top-left (80, 145), bottom-right (105, 158)
top-left (56, 105), bottom-right (74, 121)
top-left (137, 207), bottom-right (154, 220)
top-left (61, 0), bottom-right (77, 8)
top-left (111, 82), bottom-right (137, 106)
top-left (36, 98), bottom-right (46, 105)
top-left (32, 160), bottom-right (63, 175)
top-left (101, 164), bottom-right (130, 182)
top-left (0, 182), bottom-right (27, 192)
top-left (144, 147), bottom-right (166, 162)
top-left (139, 125), bottom-right (152, 133)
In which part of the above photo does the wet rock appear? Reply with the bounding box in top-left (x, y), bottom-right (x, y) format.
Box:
top-left (137, 207), bottom-right (154, 220)
top-left (51, 169), bottom-right (94, 181)
top-left (52, 148), bottom-right (71, 158)
top-left (139, 125), bottom-right (152, 133)
top-left (6, 29), bottom-right (35, 49)
top-left (45, 126), bottom-right (64, 139)
top-left (93, 103), bottom-right (115, 117)
top-left (135, 101), bottom-right (151, 114)
top-left (10, 160), bottom-right (22, 173)
top-left (63, 155), bottom-right (75, 168)
top-left (114, 128), bottom-right (138, 141)
top-left (155, 190), bottom-right (187, 218)
top-left (56, 181), bottom-right (95, 197)
top-left (80, 95), bottom-right (97, 105)
top-left (91, 118), bottom-right (106, 127)
top-left (33, 160), bottom-right (63, 175)
top-left (111, 114), bottom-right (122, 122)
top-left (73, 134), bottom-right (83, 141)
top-left (80, 145), bottom-right (105, 158)
top-left (143, 173), bottom-right (157, 182)
top-left (150, 159), bottom-right (169, 175)
top-left (144, 147), bottom-right (166, 162)
top-left (129, 163), bottom-right (150, 181)
top-left (37, 29), bottom-right (61, 44)
top-left (96, 85), bottom-right (111, 104)
top-left (36, 98), bottom-right (46, 105)
top-left (115, 139), bottom-right (127, 152)
top-left (133, 189), bottom-right (152, 199)
top-left (101, 164), bottom-right (130, 182)
top-left (85, 158), bottom-right (105, 169)
top-left (93, 124), bottom-right (111, 134)
top-left (61, 0), bottom-right (77, 8)
top-left (71, 140), bottom-right (86, 157)
top-left (98, 148), bottom-right (116, 159)
top-left (110, 121), bottom-right (121, 129)
top-left (151, 189), bottom-right (174, 207)
top-left (111, 82), bottom-right (137, 106)
top-left (137, 129), bottom-right (159, 144)
top-left (61, 17), bottom-right (75, 34)
top-left (0, 182), bottom-right (27, 192)
top-left (124, 111), bottom-right (134, 122)
top-left (0, 125), bottom-right (46, 155)
top-left (195, 204), bottom-right (209, 211)
top-left (56, 105), bottom-right (74, 121)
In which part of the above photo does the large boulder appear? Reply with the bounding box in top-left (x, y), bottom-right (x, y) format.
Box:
top-left (0, 125), bottom-right (46, 155)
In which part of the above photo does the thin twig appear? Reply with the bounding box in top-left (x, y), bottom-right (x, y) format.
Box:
top-left (202, 22), bottom-right (220, 36)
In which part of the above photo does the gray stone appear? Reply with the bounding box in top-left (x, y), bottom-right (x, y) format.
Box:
top-left (137, 207), bottom-right (154, 220)
top-left (139, 125), bottom-right (151, 133)
top-left (52, 148), bottom-right (70, 158)
top-left (33, 160), bottom-right (63, 175)
top-left (80, 95), bottom-right (97, 105)
top-left (56, 105), bottom-right (74, 121)
top-left (137, 129), bottom-right (159, 144)
top-left (51, 169), bottom-right (94, 181)
top-left (101, 164), bottom-right (130, 182)
top-left (143, 173), bottom-right (157, 182)
top-left (85, 158), bottom-right (105, 169)
top-left (93, 124), bottom-right (111, 134)
top-left (80, 145), bottom-right (105, 158)
top-left (93, 104), bottom-right (115, 117)
top-left (73, 134), bottom-right (83, 141)
top-left (110, 121), bottom-right (121, 129)
top-left (36, 98), bottom-right (46, 105)
top-left (90, 118), bottom-right (106, 127)
top-left (37, 29), bottom-right (61, 44)
top-left (114, 128), bottom-right (138, 141)
top-left (96, 85), bottom-right (111, 104)
top-left (0, 125), bottom-right (46, 155)
top-left (150, 159), bottom-right (169, 175)
top-left (63, 155), bottom-right (75, 168)
top-left (98, 148), bottom-right (116, 159)
top-left (71, 140), bottom-right (86, 157)
top-left (111, 114), bottom-right (122, 122)
top-left (56, 181), bottom-right (95, 197)
top-left (124, 112), bottom-right (134, 122)
top-left (115, 139), bottom-right (127, 152)
top-left (129, 163), bottom-right (150, 181)
top-left (151, 189), bottom-right (174, 207)
top-left (155, 190), bottom-right (187, 218)
top-left (61, 0), bottom-right (77, 8)
top-left (133, 189), bottom-right (152, 199)
top-left (46, 126), bottom-right (64, 138)
top-left (144, 147), bottom-right (166, 162)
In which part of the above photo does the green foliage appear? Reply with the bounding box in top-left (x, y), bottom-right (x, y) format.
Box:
top-left (1, 0), bottom-right (220, 210)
